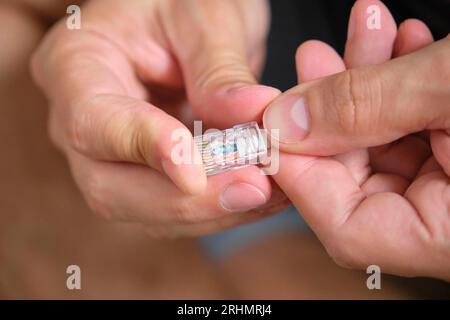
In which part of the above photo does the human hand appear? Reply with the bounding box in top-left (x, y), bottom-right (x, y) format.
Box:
top-left (264, 0), bottom-right (450, 280)
top-left (31, 0), bottom-right (286, 237)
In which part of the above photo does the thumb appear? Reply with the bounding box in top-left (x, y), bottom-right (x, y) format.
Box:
top-left (161, 0), bottom-right (280, 128)
top-left (263, 37), bottom-right (450, 155)
top-left (57, 94), bottom-right (207, 196)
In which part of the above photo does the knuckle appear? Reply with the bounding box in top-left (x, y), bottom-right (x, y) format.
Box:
top-left (124, 109), bottom-right (153, 163)
top-left (193, 49), bottom-right (253, 90)
top-left (331, 69), bottom-right (383, 137)
top-left (336, 70), bottom-right (358, 136)
top-left (109, 106), bottom-right (159, 165)
top-left (67, 99), bottom-right (160, 165)
top-left (107, 104), bottom-right (160, 164)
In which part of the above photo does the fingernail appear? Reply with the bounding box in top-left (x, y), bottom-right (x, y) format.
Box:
top-left (263, 94), bottom-right (310, 143)
top-left (220, 183), bottom-right (267, 212)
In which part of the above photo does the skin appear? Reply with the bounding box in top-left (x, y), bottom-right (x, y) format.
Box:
top-left (30, 0), bottom-right (289, 237)
top-left (26, 0), bottom-right (449, 281)
top-left (2, 3), bottom-right (419, 299)
top-left (263, 0), bottom-right (450, 281)
top-left (0, 1), bottom-right (233, 299)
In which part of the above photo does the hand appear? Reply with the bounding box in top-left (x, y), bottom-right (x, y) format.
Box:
top-left (264, 0), bottom-right (450, 280)
top-left (31, 0), bottom-right (286, 237)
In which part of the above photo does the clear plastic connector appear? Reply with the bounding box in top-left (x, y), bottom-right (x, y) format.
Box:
top-left (195, 122), bottom-right (268, 176)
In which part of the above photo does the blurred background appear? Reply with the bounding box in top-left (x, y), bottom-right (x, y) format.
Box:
top-left (1, 0), bottom-right (449, 299)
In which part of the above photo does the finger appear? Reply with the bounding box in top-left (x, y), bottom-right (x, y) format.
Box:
top-left (430, 130), bottom-right (450, 177)
top-left (160, 0), bottom-right (280, 128)
top-left (394, 19), bottom-right (434, 57)
top-left (272, 38), bottom-right (433, 278)
top-left (344, 0), bottom-right (397, 67)
top-left (339, 0), bottom-right (397, 186)
top-left (274, 41), bottom-right (361, 237)
top-left (274, 153), bottom-right (363, 240)
top-left (145, 186), bottom-right (289, 238)
top-left (369, 135), bottom-right (431, 180)
top-left (274, 152), bottom-right (433, 277)
top-left (32, 29), bottom-right (206, 195)
top-left (73, 95), bottom-right (207, 195)
top-left (369, 19), bottom-right (433, 179)
top-left (69, 151), bottom-right (272, 228)
top-left (263, 38), bottom-right (450, 156)
top-left (294, 41), bottom-right (370, 184)
top-left (416, 156), bottom-right (442, 177)
top-left (295, 40), bottom-right (346, 82)
top-left (361, 173), bottom-right (409, 194)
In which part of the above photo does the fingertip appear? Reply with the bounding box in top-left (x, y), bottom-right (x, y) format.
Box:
top-left (295, 40), bottom-right (346, 82)
top-left (345, 0), bottom-right (397, 66)
top-left (394, 19), bottom-right (434, 56)
top-left (138, 112), bottom-right (205, 195)
top-left (400, 19), bottom-right (433, 40)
